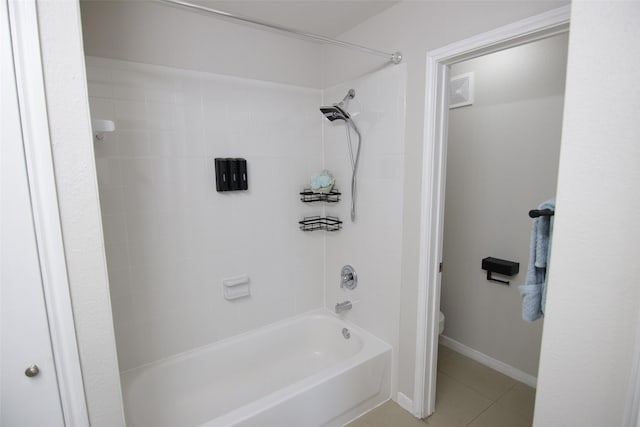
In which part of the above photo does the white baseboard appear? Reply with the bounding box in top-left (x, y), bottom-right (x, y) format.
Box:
top-left (396, 392), bottom-right (413, 413)
top-left (439, 335), bottom-right (537, 388)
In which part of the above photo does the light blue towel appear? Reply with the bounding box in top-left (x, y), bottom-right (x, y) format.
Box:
top-left (519, 199), bottom-right (555, 321)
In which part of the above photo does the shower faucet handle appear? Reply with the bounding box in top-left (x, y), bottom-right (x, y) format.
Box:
top-left (340, 265), bottom-right (357, 290)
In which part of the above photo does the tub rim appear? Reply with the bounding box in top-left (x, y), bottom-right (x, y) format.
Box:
top-left (120, 308), bottom-right (389, 377)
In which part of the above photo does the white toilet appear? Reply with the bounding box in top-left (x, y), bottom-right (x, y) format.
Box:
top-left (439, 311), bottom-right (445, 335)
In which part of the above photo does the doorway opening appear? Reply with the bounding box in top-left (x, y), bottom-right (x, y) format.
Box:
top-left (413, 5), bottom-right (570, 420)
top-left (436, 32), bottom-right (568, 424)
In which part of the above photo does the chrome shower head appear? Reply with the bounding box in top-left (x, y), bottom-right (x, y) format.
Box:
top-left (320, 89), bottom-right (355, 122)
top-left (320, 105), bottom-right (350, 121)
top-left (318, 88), bottom-right (361, 222)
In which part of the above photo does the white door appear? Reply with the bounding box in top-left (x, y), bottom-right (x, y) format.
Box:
top-left (0, 0), bottom-right (66, 424)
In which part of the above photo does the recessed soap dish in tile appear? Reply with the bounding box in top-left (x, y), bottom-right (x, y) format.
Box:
top-left (223, 274), bottom-right (250, 300)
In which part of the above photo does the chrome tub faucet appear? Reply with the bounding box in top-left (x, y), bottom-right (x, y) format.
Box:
top-left (335, 301), bottom-right (352, 314)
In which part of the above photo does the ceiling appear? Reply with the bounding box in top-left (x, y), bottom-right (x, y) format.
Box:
top-left (191, 1), bottom-right (400, 37)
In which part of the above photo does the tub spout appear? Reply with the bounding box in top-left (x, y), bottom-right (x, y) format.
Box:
top-left (335, 301), bottom-right (352, 314)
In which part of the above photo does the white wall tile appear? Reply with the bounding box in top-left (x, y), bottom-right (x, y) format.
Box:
top-left (88, 57), bottom-right (325, 371)
top-left (110, 68), bottom-right (148, 101)
top-left (89, 97), bottom-right (115, 119)
top-left (86, 62), bottom-right (113, 98)
top-left (95, 158), bottom-right (122, 188)
top-left (93, 133), bottom-right (119, 158)
top-left (117, 130), bottom-right (150, 158)
top-left (143, 71), bottom-right (179, 104)
top-left (97, 185), bottom-right (125, 216)
top-left (321, 65), bottom-right (407, 394)
top-left (100, 214), bottom-right (128, 246)
top-left (103, 243), bottom-right (132, 289)
top-left (88, 57), bottom-right (406, 374)
top-left (113, 99), bottom-right (147, 131)
top-left (147, 101), bottom-right (178, 131)
top-left (119, 158), bottom-right (155, 187)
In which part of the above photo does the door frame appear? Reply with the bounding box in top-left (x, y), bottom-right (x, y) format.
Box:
top-left (6, 0), bottom-right (89, 424)
top-left (412, 5), bottom-right (571, 418)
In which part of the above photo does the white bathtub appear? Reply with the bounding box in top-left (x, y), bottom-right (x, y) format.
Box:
top-left (120, 310), bottom-right (391, 427)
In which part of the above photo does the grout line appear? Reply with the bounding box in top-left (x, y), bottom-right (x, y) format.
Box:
top-left (437, 353), bottom-right (520, 425)
top-left (440, 347), bottom-right (521, 400)
top-left (494, 382), bottom-right (517, 402)
top-left (465, 400), bottom-right (500, 426)
top-left (462, 380), bottom-right (521, 426)
top-left (493, 383), bottom-right (536, 425)
top-left (320, 90), bottom-right (327, 311)
top-left (432, 371), bottom-right (496, 427)
top-left (466, 381), bottom-right (518, 426)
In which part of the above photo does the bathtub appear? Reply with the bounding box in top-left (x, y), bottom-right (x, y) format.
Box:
top-left (120, 310), bottom-right (391, 427)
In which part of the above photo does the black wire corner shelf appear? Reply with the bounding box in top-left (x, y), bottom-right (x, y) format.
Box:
top-left (299, 188), bottom-right (341, 203)
top-left (298, 216), bottom-right (343, 232)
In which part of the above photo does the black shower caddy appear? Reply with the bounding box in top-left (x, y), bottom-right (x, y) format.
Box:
top-left (298, 188), bottom-right (342, 232)
top-left (299, 188), bottom-right (341, 203)
top-left (298, 216), bottom-right (342, 232)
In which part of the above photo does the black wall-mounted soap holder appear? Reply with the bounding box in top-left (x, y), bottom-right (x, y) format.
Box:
top-left (481, 257), bottom-right (519, 285)
top-left (215, 158), bottom-right (248, 192)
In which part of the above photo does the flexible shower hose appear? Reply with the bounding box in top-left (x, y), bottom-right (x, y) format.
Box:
top-left (344, 118), bottom-right (361, 222)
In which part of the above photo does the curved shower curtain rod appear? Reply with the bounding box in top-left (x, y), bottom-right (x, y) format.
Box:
top-left (159, 0), bottom-right (403, 65)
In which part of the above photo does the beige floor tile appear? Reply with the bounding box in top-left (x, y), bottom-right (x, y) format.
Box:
top-left (467, 401), bottom-right (532, 427)
top-left (345, 417), bottom-right (373, 427)
top-left (438, 351), bottom-right (516, 400)
top-left (423, 372), bottom-right (493, 427)
top-left (348, 350), bottom-right (534, 427)
top-left (437, 344), bottom-right (455, 365)
top-left (494, 383), bottom-right (536, 423)
top-left (347, 401), bottom-right (426, 427)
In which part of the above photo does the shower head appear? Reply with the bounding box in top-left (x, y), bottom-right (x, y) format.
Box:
top-left (319, 88), bottom-right (361, 222)
top-left (320, 89), bottom-right (355, 122)
top-left (320, 105), bottom-right (350, 121)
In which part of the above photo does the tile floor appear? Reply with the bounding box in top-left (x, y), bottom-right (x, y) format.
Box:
top-left (346, 345), bottom-right (536, 427)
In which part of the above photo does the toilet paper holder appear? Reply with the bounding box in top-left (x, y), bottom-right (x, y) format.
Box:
top-left (481, 257), bottom-right (519, 285)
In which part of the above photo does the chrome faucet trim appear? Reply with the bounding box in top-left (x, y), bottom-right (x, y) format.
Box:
top-left (340, 265), bottom-right (357, 290)
top-left (335, 301), bottom-right (352, 314)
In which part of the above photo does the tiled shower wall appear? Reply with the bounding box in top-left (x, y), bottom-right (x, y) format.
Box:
top-left (87, 57), bottom-right (325, 371)
top-left (88, 57), bottom-right (407, 376)
top-left (323, 65), bottom-right (406, 395)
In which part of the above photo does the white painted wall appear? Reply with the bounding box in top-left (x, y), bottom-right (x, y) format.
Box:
top-left (87, 57), bottom-right (325, 371)
top-left (534, 1), bottom-right (640, 425)
top-left (320, 0), bottom-right (568, 400)
top-left (441, 34), bottom-right (568, 377)
top-left (79, 0), bottom-right (323, 88)
top-left (35, 1), bottom-right (125, 425)
top-left (323, 64), bottom-right (406, 397)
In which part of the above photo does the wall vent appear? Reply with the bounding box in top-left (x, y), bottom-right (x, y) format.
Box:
top-left (449, 72), bottom-right (474, 109)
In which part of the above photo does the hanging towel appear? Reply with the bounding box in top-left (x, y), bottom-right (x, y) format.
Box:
top-left (519, 199), bottom-right (555, 321)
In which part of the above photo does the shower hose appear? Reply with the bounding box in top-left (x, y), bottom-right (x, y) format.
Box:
top-left (344, 118), bottom-right (361, 222)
